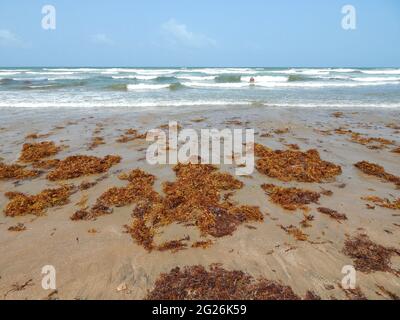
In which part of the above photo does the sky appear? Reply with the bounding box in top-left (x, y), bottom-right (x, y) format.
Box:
top-left (0, 0), bottom-right (399, 67)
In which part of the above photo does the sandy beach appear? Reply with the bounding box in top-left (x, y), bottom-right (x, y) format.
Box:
top-left (0, 105), bottom-right (399, 300)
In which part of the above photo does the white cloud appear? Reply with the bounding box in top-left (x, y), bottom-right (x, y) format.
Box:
top-left (161, 19), bottom-right (216, 48)
top-left (91, 34), bottom-right (114, 46)
top-left (0, 29), bottom-right (24, 47)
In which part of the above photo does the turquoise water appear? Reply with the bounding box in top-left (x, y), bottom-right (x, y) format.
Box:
top-left (0, 67), bottom-right (399, 109)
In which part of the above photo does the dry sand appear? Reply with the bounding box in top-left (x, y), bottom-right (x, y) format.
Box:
top-left (0, 105), bottom-right (399, 300)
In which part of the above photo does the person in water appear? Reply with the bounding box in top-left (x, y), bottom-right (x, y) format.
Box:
top-left (250, 77), bottom-right (255, 84)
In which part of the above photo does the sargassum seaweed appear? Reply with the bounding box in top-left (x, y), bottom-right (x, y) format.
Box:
top-left (0, 163), bottom-right (39, 180)
top-left (146, 264), bottom-right (301, 300)
top-left (4, 186), bottom-right (74, 217)
top-left (361, 196), bottom-right (400, 210)
top-left (261, 184), bottom-right (321, 211)
top-left (80, 164), bottom-right (264, 251)
top-left (19, 141), bottom-right (61, 162)
top-left (47, 155), bottom-right (121, 181)
top-left (354, 161), bottom-right (400, 187)
top-left (254, 143), bottom-right (342, 183)
top-left (342, 234), bottom-right (400, 275)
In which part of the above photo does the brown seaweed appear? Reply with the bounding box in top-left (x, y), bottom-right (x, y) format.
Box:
top-left (157, 236), bottom-right (190, 253)
top-left (116, 129), bottom-right (146, 143)
top-left (113, 164), bottom-right (263, 251)
top-left (70, 203), bottom-right (113, 221)
top-left (0, 163), bottom-right (39, 180)
top-left (88, 136), bottom-right (105, 150)
top-left (354, 161), bottom-right (400, 187)
top-left (317, 207), bottom-right (347, 222)
top-left (146, 264), bottom-right (300, 300)
top-left (124, 219), bottom-right (154, 251)
top-left (8, 223), bottom-right (26, 232)
top-left (279, 225), bottom-right (309, 241)
top-left (361, 196), bottom-right (400, 210)
top-left (4, 186), bottom-right (73, 217)
top-left (340, 286), bottom-right (367, 300)
top-left (376, 285), bottom-right (399, 300)
top-left (19, 141), bottom-right (61, 162)
top-left (191, 240), bottom-right (213, 249)
top-left (47, 155), bottom-right (121, 180)
top-left (32, 159), bottom-right (60, 169)
top-left (261, 184), bottom-right (320, 211)
top-left (255, 143), bottom-right (342, 183)
top-left (391, 147), bottom-right (400, 154)
top-left (342, 234), bottom-right (400, 275)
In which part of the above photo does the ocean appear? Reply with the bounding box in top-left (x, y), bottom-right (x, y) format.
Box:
top-left (0, 67), bottom-right (400, 109)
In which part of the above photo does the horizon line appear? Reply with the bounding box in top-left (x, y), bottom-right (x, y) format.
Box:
top-left (1, 66), bottom-right (399, 69)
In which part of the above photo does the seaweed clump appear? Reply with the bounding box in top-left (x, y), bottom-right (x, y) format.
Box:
top-left (340, 287), bottom-right (367, 300)
top-left (97, 169), bottom-right (159, 207)
top-left (354, 161), bottom-right (400, 187)
top-left (279, 225), bottom-right (308, 241)
top-left (8, 223), bottom-right (27, 232)
top-left (334, 129), bottom-right (394, 150)
top-left (19, 141), bottom-right (61, 162)
top-left (0, 163), bottom-right (39, 180)
top-left (191, 240), bottom-right (213, 249)
top-left (72, 169), bottom-right (158, 222)
top-left (391, 147), bottom-right (400, 154)
top-left (105, 164), bottom-right (263, 251)
top-left (317, 207), bottom-right (348, 222)
top-left (261, 184), bottom-right (320, 211)
top-left (88, 137), bottom-right (105, 150)
top-left (25, 133), bottom-right (51, 140)
top-left (116, 129), bottom-right (146, 143)
top-left (349, 133), bottom-right (394, 149)
top-left (32, 159), bottom-right (60, 169)
top-left (47, 155), bottom-right (121, 181)
top-left (255, 143), bottom-right (342, 183)
top-left (361, 196), bottom-right (400, 210)
top-left (4, 186), bottom-right (73, 217)
top-left (70, 203), bottom-right (113, 221)
top-left (342, 234), bottom-right (400, 275)
top-left (146, 264), bottom-right (300, 300)
top-left (157, 236), bottom-right (190, 253)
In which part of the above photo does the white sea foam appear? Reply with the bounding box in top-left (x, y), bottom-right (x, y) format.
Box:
top-left (184, 82), bottom-right (250, 88)
top-left (126, 83), bottom-right (170, 90)
top-left (361, 69), bottom-right (400, 75)
top-left (0, 72), bottom-right (21, 76)
top-left (184, 79), bottom-right (395, 89)
top-left (112, 75), bottom-right (148, 80)
top-left (25, 71), bottom-right (76, 75)
top-left (353, 77), bottom-right (400, 82)
top-left (330, 68), bottom-right (357, 73)
top-left (194, 68), bottom-right (255, 75)
top-left (269, 68), bottom-right (330, 75)
top-left (176, 75), bottom-right (216, 81)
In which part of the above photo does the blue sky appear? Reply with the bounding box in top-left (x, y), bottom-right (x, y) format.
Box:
top-left (0, 0), bottom-right (399, 67)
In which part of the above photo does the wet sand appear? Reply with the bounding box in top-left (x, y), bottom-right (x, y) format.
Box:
top-left (0, 105), bottom-right (399, 300)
